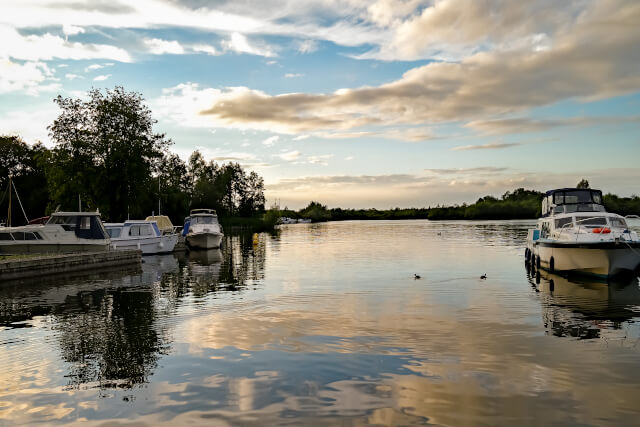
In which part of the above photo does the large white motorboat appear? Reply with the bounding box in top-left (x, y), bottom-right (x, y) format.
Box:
top-left (0, 211), bottom-right (110, 254)
top-left (526, 188), bottom-right (640, 278)
top-left (104, 220), bottom-right (178, 255)
top-left (183, 209), bottom-right (223, 249)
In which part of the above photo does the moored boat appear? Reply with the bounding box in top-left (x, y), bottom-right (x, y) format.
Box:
top-left (526, 188), bottom-right (640, 278)
top-left (183, 209), bottom-right (223, 249)
top-left (104, 220), bottom-right (178, 255)
top-left (0, 211), bottom-right (110, 254)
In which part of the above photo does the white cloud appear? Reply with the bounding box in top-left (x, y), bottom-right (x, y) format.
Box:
top-left (85, 63), bottom-right (111, 72)
top-left (144, 38), bottom-right (185, 55)
top-left (93, 74), bottom-right (111, 81)
top-left (0, 103), bottom-right (60, 145)
top-left (65, 73), bottom-right (82, 80)
top-left (0, 59), bottom-right (59, 95)
top-left (190, 44), bottom-right (218, 55)
top-left (0, 25), bottom-right (131, 63)
top-left (263, 135), bottom-right (279, 146)
top-left (62, 24), bottom-right (84, 37)
top-left (222, 32), bottom-right (275, 57)
top-left (284, 73), bottom-right (303, 78)
top-left (296, 39), bottom-right (318, 54)
top-left (307, 154), bottom-right (333, 165)
top-left (277, 150), bottom-right (301, 161)
top-left (293, 134), bottom-right (309, 141)
top-left (344, 156), bottom-right (353, 161)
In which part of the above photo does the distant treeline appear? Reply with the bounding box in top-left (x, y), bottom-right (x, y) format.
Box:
top-left (1, 87), bottom-right (265, 226)
top-left (276, 186), bottom-right (640, 223)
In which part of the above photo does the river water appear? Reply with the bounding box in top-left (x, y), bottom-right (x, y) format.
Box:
top-left (1, 220), bottom-right (639, 426)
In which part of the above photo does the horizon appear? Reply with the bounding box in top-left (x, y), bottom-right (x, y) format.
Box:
top-left (1, 0), bottom-right (639, 210)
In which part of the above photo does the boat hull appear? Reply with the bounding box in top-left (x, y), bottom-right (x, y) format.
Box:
top-left (0, 242), bottom-right (110, 255)
top-left (532, 241), bottom-right (640, 277)
top-left (186, 232), bottom-right (223, 249)
top-left (111, 235), bottom-right (178, 255)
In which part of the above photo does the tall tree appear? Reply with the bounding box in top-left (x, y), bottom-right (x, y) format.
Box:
top-left (0, 135), bottom-right (49, 223)
top-left (576, 179), bottom-right (590, 189)
top-left (47, 87), bottom-right (170, 221)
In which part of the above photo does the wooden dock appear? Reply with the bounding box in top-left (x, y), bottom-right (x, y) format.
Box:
top-left (0, 250), bottom-right (141, 281)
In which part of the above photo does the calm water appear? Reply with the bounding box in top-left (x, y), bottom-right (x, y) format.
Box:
top-left (1, 220), bottom-right (640, 426)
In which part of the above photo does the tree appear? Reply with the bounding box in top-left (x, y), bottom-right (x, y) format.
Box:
top-left (47, 87), bottom-right (170, 221)
top-left (576, 179), bottom-right (590, 189)
top-left (0, 135), bottom-right (49, 223)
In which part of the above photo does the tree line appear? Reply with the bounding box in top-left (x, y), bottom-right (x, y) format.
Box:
top-left (1, 87), bottom-right (265, 226)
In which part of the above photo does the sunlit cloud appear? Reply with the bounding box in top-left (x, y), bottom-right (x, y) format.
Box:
top-left (222, 32), bottom-right (275, 57)
top-left (277, 150), bottom-right (301, 162)
top-left (0, 25), bottom-right (131, 63)
top-left (284, 73), bottom-right (303, 78)
top-left (263, 135), bottom-right (279, 146)
top-left (451, 142), bottom-right (522, 151)
top-left (93, 74), bottom-right (112, 81)
top-left (144, 38), bottom-right (184, 55)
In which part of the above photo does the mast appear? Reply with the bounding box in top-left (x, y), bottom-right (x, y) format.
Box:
top-left (7, 176), bottom-right (11, 227)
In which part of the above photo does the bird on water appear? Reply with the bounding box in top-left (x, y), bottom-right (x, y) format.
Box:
top-left (414, 274), bottom-right (421, 279)
top-left (480, 274), bottom-right (487, 279)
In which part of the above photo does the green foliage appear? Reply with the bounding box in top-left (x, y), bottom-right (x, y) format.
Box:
top-left (46, 87), bottom-right (170, 221)
top-left (603, 193), bottom-right (640, 216)
top-left (262, 208), bottom-right (281, 230)
top-left (576, 179), bottom-right (590, 189)
top-left (300, 201), bottom-right (332, 222)
top-left (189, 154), bottom-right (266, 217)
top-left (0, 135), bottom-right (49, 224)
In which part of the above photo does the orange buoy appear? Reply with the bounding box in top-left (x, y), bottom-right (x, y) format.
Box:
top-left (592, 227), bottom-right (611, 234)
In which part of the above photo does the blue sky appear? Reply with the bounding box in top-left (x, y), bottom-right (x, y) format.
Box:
top-left (1, 0), bottom-right (639, 209)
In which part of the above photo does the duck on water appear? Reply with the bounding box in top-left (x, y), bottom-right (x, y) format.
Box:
top-left (526, 188), bottom-right (640, 278)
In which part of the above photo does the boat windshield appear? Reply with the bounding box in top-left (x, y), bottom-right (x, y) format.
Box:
top-left (553, 190), bottom-right (602, 205)
top-left (192, 216), bottom-right (216, 225)
top-left (576, 216), bottom-right (608, 228)
top-left (610, 217), bottom-right (628, 228)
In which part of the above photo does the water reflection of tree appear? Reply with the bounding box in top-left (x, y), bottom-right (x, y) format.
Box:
top-left (1, 232), bottom-right (267, 391)
top-left (56, 288), bottom-right (167, 390)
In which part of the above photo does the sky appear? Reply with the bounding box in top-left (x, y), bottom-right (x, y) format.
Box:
top-left (1, 0), bottom-right (639, 209)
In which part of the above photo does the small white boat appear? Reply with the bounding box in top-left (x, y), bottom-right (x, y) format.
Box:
top-left (526, 188), bottom-right (640, 278)
top-left (0, 211), bottom-right (110, 254)
top-left (104, 220), bottom-right (178, 255)
top-left (183, 209), bottom-right (223, 249)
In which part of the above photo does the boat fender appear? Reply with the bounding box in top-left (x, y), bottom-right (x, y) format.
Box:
top-left (536, 255), bottom-right (541, 270)
top-left (549, 257), bottom-right (555, 273)
top-left (592, 227), bottom-right (611, 234)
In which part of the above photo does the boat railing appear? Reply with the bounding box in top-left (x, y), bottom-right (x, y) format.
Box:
top-left (557, 216), bottom-right (613, 242)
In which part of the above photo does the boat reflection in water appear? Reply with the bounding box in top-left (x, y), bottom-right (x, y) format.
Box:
top-left (530, 269), bottom-right (640, 341)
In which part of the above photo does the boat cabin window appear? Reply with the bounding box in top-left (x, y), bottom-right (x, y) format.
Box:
top-left (192, 216), bottom-right (216, 225)
top-left (555, 217), bottom-right (573, 229)
top-left (577, 217), bottom-right (607, 228)
top-left (128, 224), bottom-right (153, 237)
top-left (541, 221), bottom-right (551, 238)
top-left (106, 228), bottom-right (121, 238)
top-left (0, 232), bottom-right (14, 240)
top-left (610, 217), bottom-right (627, 228)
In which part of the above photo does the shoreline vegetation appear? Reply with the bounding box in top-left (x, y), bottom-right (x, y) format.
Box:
top-left (2, 87), bottom-right (639, 232)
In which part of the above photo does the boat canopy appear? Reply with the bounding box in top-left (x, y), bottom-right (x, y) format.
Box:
top-left (541, 188), bottom-right (604, 217)
top-left (145, 215), bottom-right (174, 232)
top-left (47, 212), bottom-right (108, 239)
top-left (190, 208), bottom-right (217, 216)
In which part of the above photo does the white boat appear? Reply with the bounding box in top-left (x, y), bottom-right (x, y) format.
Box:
top-left (0, 211), bottom-right (110, 254)
top-left (526, 188), bottom-right (640, 278)
top-left (104, 220), bottom-right (178, 255)
top-left (183, 209), bottom-right (223, 249)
